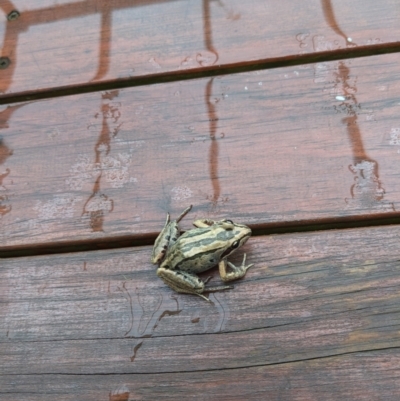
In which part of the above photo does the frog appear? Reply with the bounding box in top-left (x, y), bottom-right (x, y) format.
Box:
top-left (151, 205), bottom-right (253, 301)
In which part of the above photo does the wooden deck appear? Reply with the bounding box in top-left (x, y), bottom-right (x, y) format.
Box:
top-left (1, 0), bottom-right (400, 399)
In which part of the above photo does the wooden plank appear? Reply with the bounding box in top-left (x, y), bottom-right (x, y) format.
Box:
top-left (1, 53), bottom-right (400, 249)
top-left (2, 224), bottom-right (400, 376)
top-left (1, 350), bottom-right (399, 400)
top-left (0, 0), bottom-right (400, 95)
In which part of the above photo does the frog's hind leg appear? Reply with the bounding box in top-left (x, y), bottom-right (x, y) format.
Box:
top-left (151, 206), bottom-right (192, 265)
top-left (157, 267), bottom-right (209, 301)
top-left (151, 213), bottom-right (171, 264)
top-left (157, 267), bottom-right (231, 302)
top-left (176, 205), bottom-right (192, 223)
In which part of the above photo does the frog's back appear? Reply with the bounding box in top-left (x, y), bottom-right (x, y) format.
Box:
top-left (166, 227), bottom-right (222, 274)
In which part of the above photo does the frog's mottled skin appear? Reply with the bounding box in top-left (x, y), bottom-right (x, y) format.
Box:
top-left (151, 206), bottom-right (253, 301)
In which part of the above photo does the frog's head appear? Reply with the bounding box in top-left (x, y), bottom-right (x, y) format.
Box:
top-left (216, 219), bottom-right (252, 259)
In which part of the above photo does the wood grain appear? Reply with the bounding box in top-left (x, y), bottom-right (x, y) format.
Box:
top-left (1, 53), bottom-right (400, 249)
top-left (1, 1), bottom-right (399, 398)
top-left (1, 351), bottom-right (399, 400)
top-left (2, 224), bottom-right (400, 377)
top-left (0, 0), bottom-right (400, 95)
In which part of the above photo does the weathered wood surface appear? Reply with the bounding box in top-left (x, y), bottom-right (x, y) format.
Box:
top-left (2, 224), bottom-right (400, 397)
top-left (0, 0), bottom-right (400, 96)
top-left (1, 1), bottom-right (400, 398)
top-left (1, 53), bottom-right (400, 250)
top-left (1, 351), bottom-right (399, 400)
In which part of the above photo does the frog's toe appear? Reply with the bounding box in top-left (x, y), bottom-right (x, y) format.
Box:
top-left (204, 284), bottom-right (233, 293)
top-left (220, 255), bottom-right (254, 282)
top-left (244, 263), bottom-right (254, 272)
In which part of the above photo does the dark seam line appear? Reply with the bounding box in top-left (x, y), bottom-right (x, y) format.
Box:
top-left (1, 346), bottom-right (400, 377)
top-left (2, 214), bottom-right (400, 258)
top-left (0, 42), bottom-right (400, 105)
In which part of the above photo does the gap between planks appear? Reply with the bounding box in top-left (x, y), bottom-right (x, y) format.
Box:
top-left (0, 41), bottom-right (400, 106)
top-left (1, 215), bottom-right (400, 259)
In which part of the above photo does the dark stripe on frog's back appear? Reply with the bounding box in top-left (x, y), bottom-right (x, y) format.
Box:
top-left (178, 226), bottom-right (234, 247)
top-left (177, 232), bottom-right (234, 257)
top-left (172, 248), bottom-right (222, 273)
top-left (178, 227), bottom-right (210, 239)
top-left (178, 236), bottom-right (221, 254)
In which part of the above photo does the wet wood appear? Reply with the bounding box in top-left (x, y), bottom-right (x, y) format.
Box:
top-left (1, 53), bottom-right (400, 250)
top-left (1, 2), bottom-right (400, 397)
top-left (2, 224), bottom-right (400, 398)
top-left (1, 350), bottom-right (399, 400)
top-left (0, 0), bottom-right (399, 95)
top-left (2, 224), bottom-right (400, 379)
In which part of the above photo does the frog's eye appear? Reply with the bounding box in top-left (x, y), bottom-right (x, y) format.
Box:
top-left (220, 219), bottom-right (235, 230)
top-left (221, 239), bottom-right (240, 258)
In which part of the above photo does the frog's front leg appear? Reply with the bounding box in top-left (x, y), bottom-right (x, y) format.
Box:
top-left (157, 267), bottom-right (232, 302)
top-left (219, 254), bottom-right (254, 282)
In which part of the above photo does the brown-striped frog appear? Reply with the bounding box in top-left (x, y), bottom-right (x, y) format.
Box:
top-left (151, 205), bottom-right (253, 301)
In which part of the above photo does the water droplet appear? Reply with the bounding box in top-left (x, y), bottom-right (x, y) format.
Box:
top-left (171, 186), bottom-right (193, 201)
top-left (336, 95), bottom-right (346, 101)
top-left (244, 86), bottom-right (248, 90)
top-left (347, 37), bottom-right (353, 42)
top-left (389, 128), bottom-right (400, 145)
top-left (135, 105), bottom-right (144, 115)
top-left (148, 57), bottom-right (162, 69)
top-left (180, 56), bottom-right (193, 68)
top-left (196, 52), bottom-right (217, 67)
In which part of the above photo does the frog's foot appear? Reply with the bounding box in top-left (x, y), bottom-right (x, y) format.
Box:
top-left (202, 276), bottom-right (233, 293)
top-left (157, 267), bottom-right (229, 302)
top-left (219, 254), bottom-right (254, 282)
